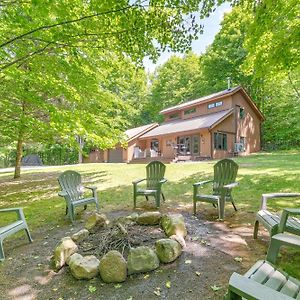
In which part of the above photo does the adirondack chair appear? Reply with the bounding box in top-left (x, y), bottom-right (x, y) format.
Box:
top-left (58, 170), bottom-right (99, 223)
top-left (225, 260), bottom-right (300, 299)
top-left (253, 193), bottom-right (300, 239)
top-left (0, 208), bottom-right (33, 261)
top-left (133, 161), bottom-right (167, 208)
top-left (266, 208), bottom-right (300, 264)
top-left (193, 158), bottom-right (239, 220)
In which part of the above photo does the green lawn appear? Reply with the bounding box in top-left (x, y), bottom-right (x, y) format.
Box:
top-left (0, 150), bottom-right (300, 277)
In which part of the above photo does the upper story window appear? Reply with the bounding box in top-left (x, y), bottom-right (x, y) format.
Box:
top-left (208, 100), bottom-right (223, 109)
top-left (184, 107), bottom-right (196, 115)
top-left (169, 113), bottom-right (179, 120)
top-left (239, 107), bottom-right (245, 119)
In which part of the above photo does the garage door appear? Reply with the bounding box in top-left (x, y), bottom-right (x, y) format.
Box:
top-left (108, 148), bottom-right (123, 163)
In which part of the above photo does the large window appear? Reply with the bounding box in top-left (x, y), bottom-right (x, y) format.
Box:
top-left (150, 139), bottom-right (159, 152)
top-left (214, 133), bottom-right (227, 150)
top-left (169, 113), bottom-right (179, 120)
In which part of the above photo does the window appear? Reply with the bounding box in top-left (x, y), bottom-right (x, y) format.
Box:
top-left (169, 113), bottom-right (179, 119)
top-left (208, 100), bottom-right (223, 109)
top-left (184, 107), bottom-right (196, 115)
top-left (192, 135), bottom-right (199, 155)
top-left (240, 137), bottom-right (246, 150)
top-left (214, 133), bottom-right (227, 150)
top-left (240, 107), bottom-right (245, 119)
top-left (150, 139), bottom-right (159, 152)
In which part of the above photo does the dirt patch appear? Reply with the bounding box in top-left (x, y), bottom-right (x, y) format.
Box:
top-left (0, 207), bottom-right (269, 300)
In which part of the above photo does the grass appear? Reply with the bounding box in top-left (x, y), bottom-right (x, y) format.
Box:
top-left (0, 150), bottom-right (300, 277)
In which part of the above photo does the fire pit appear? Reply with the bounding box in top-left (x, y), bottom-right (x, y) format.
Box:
top-left (53, 212), bottom-right (187, 283)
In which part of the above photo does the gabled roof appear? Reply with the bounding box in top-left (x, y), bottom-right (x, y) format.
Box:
top-left (125, 123), bottom-right (158, 142)
top-left (140, 109), bottom-right (234, 139)
top-left (160, 86), bottom-right (264, 120)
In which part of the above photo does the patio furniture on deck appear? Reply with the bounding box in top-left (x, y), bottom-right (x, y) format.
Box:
top-left (193, 158), bottom-right (239, 220)
top-left (253, 193), bottom-right (300, 239)
top-left (58, 170), bottom-right (99, 223)
top-left (133, 161), bottom-right (167, 208)
top-left (0, 208), bottom-right (33, 261)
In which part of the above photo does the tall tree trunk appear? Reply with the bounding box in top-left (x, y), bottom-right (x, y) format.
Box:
top-left (14, 129), bottom-right (24, 179)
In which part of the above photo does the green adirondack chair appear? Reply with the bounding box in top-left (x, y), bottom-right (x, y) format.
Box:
top-left (254, 193), bottom-right (300, 239)
top-left (193, 158), bottom-right (239, 220)
top-left (266, 208), bottom-right (300, 264)
top-left (0, 208), bottom-right (33, 261)
top-left (133, 161), bottom-right (167, 208)
top-left (225, 260), bottom-right (300, 299)
top-left (58, 170), bottom-right (99, 223)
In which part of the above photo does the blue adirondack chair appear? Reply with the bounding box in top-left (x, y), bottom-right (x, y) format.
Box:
top-left (133, 161), bottom-right (167, 208)
top-left (58, 170), bottom-right (99, 223)
top-left (0, 208), bottom-right (33, 261)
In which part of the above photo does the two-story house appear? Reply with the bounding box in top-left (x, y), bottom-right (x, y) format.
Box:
top-left (89, 86), bottom-right (264, 163)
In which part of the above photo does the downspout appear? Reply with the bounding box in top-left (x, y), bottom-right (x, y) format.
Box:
top-left (209, 127), bottom-right (213, 159)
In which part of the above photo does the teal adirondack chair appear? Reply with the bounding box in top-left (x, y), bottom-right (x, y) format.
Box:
top-left (58, 170), bottom-right (99, 223)
top-left (225, 260), bottom-right (300, 299)
top-left (133, 161), bottom-right (167, 208)
top-left (193, 158), bottom-right (239, 220)
top-left (0, 208), bottom-right (33, 261)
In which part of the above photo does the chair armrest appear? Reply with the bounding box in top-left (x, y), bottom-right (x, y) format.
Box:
top-left (58, 191), bottom-right (68, 197)
top-left (260, 193), bottom-right (300, 210)
top-left (159, 178), bottom-right (167, 184)
top-left (193, 180), bottom-right (213, 187)
top-left (278, 208), bottom-right (300, 233)
top-left (223, 182), bottom-right (239, 189)
top-left (0, 207), bottom-right (22, 213)
top-left (132, 178), bottom-right (146, 185)
top-left (228, 273), bottom-right (293, 300)
top-left (84, 186), bottom-right (97, 191)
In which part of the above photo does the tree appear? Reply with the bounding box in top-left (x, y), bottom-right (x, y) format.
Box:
top-left (1, 0), bottom-right (231, 177)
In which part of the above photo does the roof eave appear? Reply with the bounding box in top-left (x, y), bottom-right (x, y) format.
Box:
top-left (126, 123), bottom-right (159, 142)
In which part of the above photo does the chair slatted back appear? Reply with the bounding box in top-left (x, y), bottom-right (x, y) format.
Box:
top-left (58, 171), bottom-right (83, 202)
top-left (213, 159), bottom-right (238, 196)
top-left (146, 161), bottom-right (166, 189)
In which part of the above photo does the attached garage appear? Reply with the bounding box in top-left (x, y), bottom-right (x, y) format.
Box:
top-left (108, 148), bottom-right (123, 163)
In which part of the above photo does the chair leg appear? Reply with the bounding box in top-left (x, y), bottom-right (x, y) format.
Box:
top-left (155, 193), bottom-right (161, 208)
top-left (193, 198), bottom-right (197, 215)
top-left (212, 203), bottom-right (217, 208)
top-left (218, 197), bottom-right (225, 220)
top-left (266, 238), bottom-right (281, 264)
top-left (231, 201), bottom-right (237, 211)
top-left (95, 199), bottom-right (100, 212)
top-left (65, 206), bottom-right (68, 215)
top-left (161, 192), bottom-right (165, 202)
top-left (0, 239), bottom-right (4, 261)
top-left (83, 204), bottom-right (87, 210)
top-left (145, 195), bottom-right (149, 201)
top-left (253, 220), bottom-right (259, 239)
top-left (25, 227), bottom-right (33, 243)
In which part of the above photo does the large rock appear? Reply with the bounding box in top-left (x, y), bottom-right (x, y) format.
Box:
top-left (68, 253), bottom-right (100, 279)
top-left (85, 213), bottom-right (109, 231)
top-left (170, 234), bottom-right (186, 248)
top-left (126, 212), bottom-right (139, 222)
top-left (99, 250), bottom-right (127, 283)
top-left (53, 237), bottom-right (78, 270)
top-left (161, 214), bottom-right (187, 238)
top-left (137, 212), bottom-right (162, 225)
top-left (71, 229), bottom-right (89, 243)
top-left (127, 246), bottom-right (160, 275)
top-left (155, 239), bottom-right (182, 263)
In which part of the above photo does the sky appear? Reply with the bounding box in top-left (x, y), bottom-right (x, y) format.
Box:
top-left (143, 2), bottom-right (232, 73)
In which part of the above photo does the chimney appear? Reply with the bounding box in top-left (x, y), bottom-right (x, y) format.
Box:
top-left (227, 77), bottom-right (231, 90)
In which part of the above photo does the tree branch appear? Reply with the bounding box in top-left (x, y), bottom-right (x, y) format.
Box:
top-left (287, 72), bottom-right (300, 100)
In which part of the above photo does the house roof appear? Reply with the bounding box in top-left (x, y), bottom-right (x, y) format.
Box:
top-left (160, 86), bottom-right (241, 114)
top-left (125, 123), bottom-right (159, 142)
top-left (140, 109), bottom-right (234, 139)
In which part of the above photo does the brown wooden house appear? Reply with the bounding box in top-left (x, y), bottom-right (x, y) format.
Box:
top-left (136, 86), bottom-right (264, 161)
